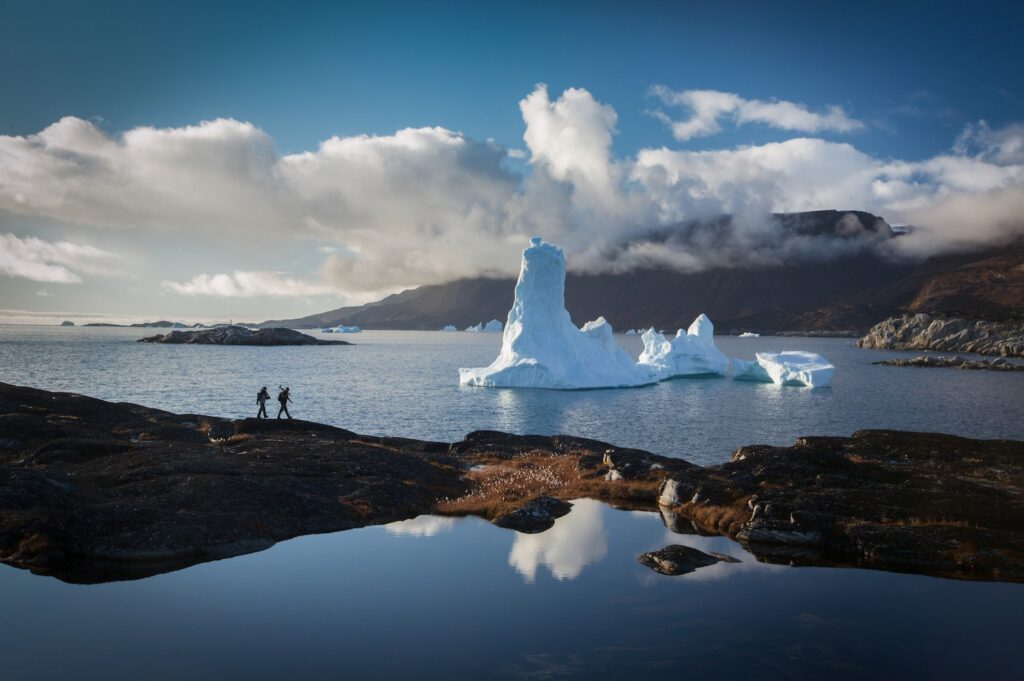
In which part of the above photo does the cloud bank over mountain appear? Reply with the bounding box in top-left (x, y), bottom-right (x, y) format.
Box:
top-left (1, 85), bottom-right (1022, 300)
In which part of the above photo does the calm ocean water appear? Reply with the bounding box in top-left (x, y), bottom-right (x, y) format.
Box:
top-left (1, 325), bottom-right (1021, 464)
top-left (2, 325), bottom-right (1023, 680)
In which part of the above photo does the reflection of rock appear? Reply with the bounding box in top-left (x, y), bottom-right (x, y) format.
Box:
top-left (385, 515), bottom-right (458, 537)
top-left (638, 544), bottom-right (740, 576)
top-left (508, 498), bottom-right (608, 583)
top-left (493, 496), bottom-right (573, 533)
top-left (874, 355), bottom-right (1024, 371)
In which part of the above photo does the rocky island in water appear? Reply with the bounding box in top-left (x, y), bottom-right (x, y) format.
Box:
top-left (138, 325), bottom-right (350, 346)
top-left (859, 313), bottom-right (1024, 357)
top-left (1, 381), bottom-right (1021, 584)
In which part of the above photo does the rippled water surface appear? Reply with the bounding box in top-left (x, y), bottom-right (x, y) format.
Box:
top-left (2, 326), bottom-right (1023, 680)
top-left (1, 325), bottom-right (1022, 464)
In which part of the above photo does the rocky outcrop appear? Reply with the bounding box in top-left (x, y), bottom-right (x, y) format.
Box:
top-left (2, 382), bottom-right (1023, 583)
top-left (858, 313), bottom-right (1024, 357)
top-left (139, 325), bottom-right (349, 346)
top-left (637, 544), bottom-right (740, 575)
top-left (874, 355), bottom-right (1024, 371)
top-left (492, 496), bottom-right (573, 533)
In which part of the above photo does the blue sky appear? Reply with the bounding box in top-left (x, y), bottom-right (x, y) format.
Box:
top-left (4, 0), bottom-right (1021, 159)
top-left (1, 0), bottom-right (1023, 323)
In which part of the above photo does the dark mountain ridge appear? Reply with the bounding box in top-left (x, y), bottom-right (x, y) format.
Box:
top-left (260, 211), bottom-right (1023, 334)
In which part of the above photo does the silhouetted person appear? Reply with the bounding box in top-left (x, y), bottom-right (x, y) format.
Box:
top-left (256, 386), bottom-right (270, 419)
top-left (277, 386), bottom-right (292, 419)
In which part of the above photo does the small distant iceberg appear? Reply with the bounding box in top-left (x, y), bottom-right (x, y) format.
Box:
top-left (738, 332), bottom-right (760, 338)
top-left (459, 238), bottom-right (833, 390)
top-left (624, 328), bottom-right (638, 335)
top-left (637, 315), bottom-right (729, 379)
top-left (320, 325), bottom-right (361, 333)
top-left (733, 351), bottom-right (835, 388)
top-left (465, 319), bottom-right (503, 333)
top-left (440, 324), bottom-right (458, 332)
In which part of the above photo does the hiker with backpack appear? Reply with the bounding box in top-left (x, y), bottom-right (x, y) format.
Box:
top-left (277, 386), bottom-right (293, 419)
top-left (256, 386), bottom-right (270, 419)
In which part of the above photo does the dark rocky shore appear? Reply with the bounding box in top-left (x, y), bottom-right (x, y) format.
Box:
top-left (1, 382), bottom-right (1022, 583)
top-left (138, 325), bottom-right (349, 346)
top-left (874, 355), bottom-right (1024, 371)
top-left (858, 313), bottom-right (1024, 357)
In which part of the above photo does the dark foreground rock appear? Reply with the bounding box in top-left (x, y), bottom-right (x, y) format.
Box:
top-left (874, 355), bottom-right (1024, 371)
top-left (138, 325), bottom-right (349, 346)
top-left (492, 496), bottom-right (573, 533)
top-left (858, 313), bottom-right (1024, 357)
top-left (2, 382), bottom-right (1023, 583)
top-left (638, 544), bottom-right (740, 575)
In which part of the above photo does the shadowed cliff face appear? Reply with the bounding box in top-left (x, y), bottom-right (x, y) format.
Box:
top-left (1, 382), bottom-right (1023, 584)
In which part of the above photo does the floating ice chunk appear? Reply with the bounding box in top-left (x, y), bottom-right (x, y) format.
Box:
top-left (738, 332), bottom-right (760, 338)
top-left (637, 314), bottom-right (729, 379)
top-left (465, 323), bottom-right (482, 332)
top-left (459, 239), bottom-right (656, 389)
top-left (440, 324), bottom-right (457, 332)
top-left (482, 319), bottom-right (503, 332)
top-left (335, 325), bottom-right (361, 333)
top-left (733, 351), bottom-right (834, 388)
top-left (625, 328), bottom-right (638, 335)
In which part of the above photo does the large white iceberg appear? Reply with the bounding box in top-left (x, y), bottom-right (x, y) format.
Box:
top-left (733, 351), bottom-right (834, 387)
top-left (637, 315), bottom-right (729, 379)
top-left (459, 239), bottom-right (656, 389)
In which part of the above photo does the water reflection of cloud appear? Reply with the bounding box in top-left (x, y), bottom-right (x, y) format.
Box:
top-left (508, 498), bottom-right (608, 583)
top-left (384, 515), bottom-right (459, 537)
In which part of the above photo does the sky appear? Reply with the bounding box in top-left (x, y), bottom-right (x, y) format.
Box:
top-left (1, 0), bottom-right (1023, 324)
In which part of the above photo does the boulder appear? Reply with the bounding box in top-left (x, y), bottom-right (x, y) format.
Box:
top-left (637, 544), bottom-right (740, 575)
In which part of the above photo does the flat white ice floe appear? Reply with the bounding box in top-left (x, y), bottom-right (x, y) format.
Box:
top-left (738, 332), bottom-right (760, 338)
top-left (733, 351), bottom-right (835, 387)
top-left (459, 238), bottom-right (657, 389)
top-left (637, 314), bottom-right (729, 379)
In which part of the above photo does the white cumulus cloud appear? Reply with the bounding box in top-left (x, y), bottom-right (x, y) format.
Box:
top-left (1, 88), bottom-right (1023, 298)
top-left (650, 86), bottom-right (864, 141)
top-left (162, 270), bottom-right (339, 298)
top-left (0, 233), bottom-right (118, 283)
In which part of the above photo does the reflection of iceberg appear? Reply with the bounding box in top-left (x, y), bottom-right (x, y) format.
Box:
top-left (459, 239), bottom-right (657, 389)
top-left (440, 325), bottom-right (457, 332)
top-left (508, 498), bottom-right (608, 583)
top-left (637, 315), bottom-right (729, 378)
top-left (733, 351), bottom-right (834, 388)
top-left (385, 515), bottom-right (458, 537)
